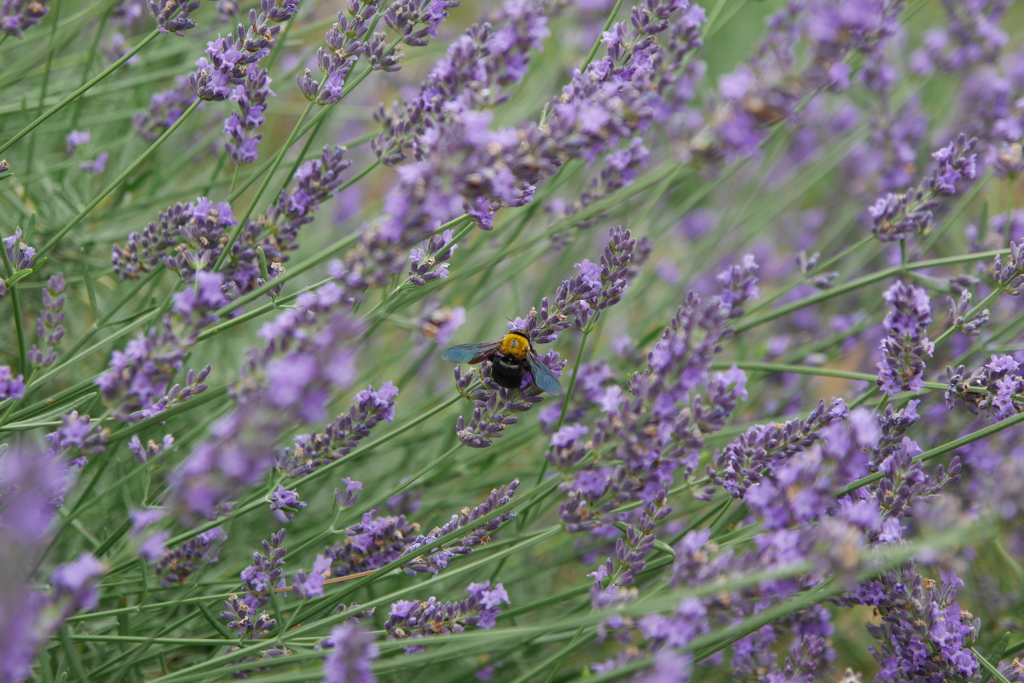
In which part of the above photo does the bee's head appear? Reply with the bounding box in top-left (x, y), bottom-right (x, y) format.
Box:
top-left (498, 331), bottom-right (531, 360)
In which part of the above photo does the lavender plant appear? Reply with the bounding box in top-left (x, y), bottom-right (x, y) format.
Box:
top-left (3, 0), bottom-right (1024, 681)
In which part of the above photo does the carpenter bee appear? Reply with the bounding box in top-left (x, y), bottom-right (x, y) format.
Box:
top-left (442, 330), bottom-right (562, 395)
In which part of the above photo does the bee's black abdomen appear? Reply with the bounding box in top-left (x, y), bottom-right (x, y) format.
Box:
top-left (490, 357), bottom-right (524, 390)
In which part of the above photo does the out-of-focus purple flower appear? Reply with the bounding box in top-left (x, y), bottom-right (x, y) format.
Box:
top-left (0, 365), bottom-right (26, 400)
top-left (277, 381), bottom-right (397, 478)
top-left (133, 77), bottom-right (198, 141)
top-left (321, 622), bottom-right (379, 682)
top-left (876, 281), bottom-right (933, 396)
top-left (47, 553), bottom-right (105, 624)
top-left (129, 433), bottom-right (175, 463)
top-left (153, 527), bottom-right (227, 587)
top-left (44, 410), bottom-right (108, 471)
top-left (910, 0), bottom-right (1008, 74)
top-left (79, 152), bottom-right (108, 175)
top-left (1, 0), bottom-right (51, 39)
top-left (29, 273), bottom-right (66, 369)
top-left (169, 288), bottom-right (361, 518)
top-left (290, 555), bottom-right (331, 599)
top-left (385, 582), bottom-right (509, 653)
top-left (415, 305), bottom-right (466, 346)
top-left (65, 130), bottom-right (90, 156)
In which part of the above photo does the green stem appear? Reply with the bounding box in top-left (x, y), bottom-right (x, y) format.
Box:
top-left (0, 228), bottom-right (28, 376)
top-left (0, 27), bottom-right (162, 156)
top-left (37, 98), bottom-right (203, 259)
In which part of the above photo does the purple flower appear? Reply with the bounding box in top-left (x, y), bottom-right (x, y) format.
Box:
top-left (869, 134), bottom-right (978, 241)
top-left (154, 527), bottom-right (227, 587)
top-left (384, 581), bottom-right (510, 651)
top-left (29, 273), bottom-right (66, 369)
top-left (147, 0), bottom-right (200, 35)
top-left (277, 380), bottom-right (397, 478)
top-left (415, 305), bottom-right (466, 346)
top-left (79, 152), bottom-right (108, 175)
top-left (0, 365), bottom-right (26, 400)
top-left (171, 289), bottom-right (362, 518)
top-left (225, 67), bottom-right (273, 164)
top-left (552, 424), bottom-right (589, 448)
top-left (3, 228), bottom-right (35, 272)
top-left (321, 623), bottom-right (379, 683)
top-left (876, 281), bottom-right (934, 396)
top-left (401, 480), bottom-right (520, 574)
top-left (0, 0), bottom-right (51, 39)
top-left (269, 484), bottom-right (306, 521)
top-left (220, 530), bottom-right (286, 638)
top-left (290, 555), bottom-right (331, 599)
top-left (133, 77), bottom-right (198, 141)
top-left (65, 130), bottom-right (90, 156)
top-left (409, 230), bottom-right (458, 286)
top-left (324, 509), bottom-right (420, 577)
top-left (856, 564), bottom-right (980, 681)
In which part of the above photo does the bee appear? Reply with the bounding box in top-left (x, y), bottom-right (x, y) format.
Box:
top-left (442, 330), bottom-right (562, 395)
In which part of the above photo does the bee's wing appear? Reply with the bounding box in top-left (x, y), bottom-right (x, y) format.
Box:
top-left (442, 341), bottom-right (501, 364)
top-left (528, 354), bottom-right (562, 395)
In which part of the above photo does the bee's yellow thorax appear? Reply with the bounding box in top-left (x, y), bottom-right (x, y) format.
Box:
top-left (498, 332), bottom-right (530, 360)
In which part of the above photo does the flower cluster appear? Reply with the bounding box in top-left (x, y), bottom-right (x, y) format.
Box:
top-left (153, 527), bottom-right (227, 587)
top-left (373, 0), bottom-right (549, 165)
top-left (276, 381), bottom-right (398, 478)
top-left (325, 509), bottom-right (420, 577)
top-left (3, 228), bottom-right (35, 274)
top-left (1, 0), bottom-right (51, 39)
top-left (168, 285), bottom-right (362, 518)
top-left (320, 623), bottom-right (379, 683)
top-left (221, 529), bottom-right (286, 638)
top-left (855, 565), bottom-right (980, 681)
top-left (876, 281), bottom-right (934, 396)
top-left (296, 0), bottom-right (404, 106)
top-left (132, 77), bottom-right (198, 142)
top-left (408, 229), bottom-right (457, 286)
top-left (556, 255), bottom-right (760, 532)
top-left (946, 353), bottom-right (1024, 420)
top-left (385, 582), bottom-right (510, 654)
top-left (706, 398), bottom-right (849, 499)
top-left (147, 0), bottom-right (200, 35)
top-left (114, 145), bottom-right (349, 301)
top-left (225, 66), bottom-right (273, 164)
top-left (869, 134), bottom-right (979, 241)
top-left (28, 273), bottom-right (66, 369)
top-left (401, 479), bottom-right (519, 574)
top-left (0, 365), bottom-right (26, 400)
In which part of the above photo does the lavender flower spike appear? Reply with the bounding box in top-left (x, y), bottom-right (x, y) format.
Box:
top-left (1, 0), bottom-right (51, 39)
top-left (321, 623), bottom-right (379, 682)
top-left (385, 582), bottom-right (510, 654)
top-left (876, 281), bottom-right (934, 396)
